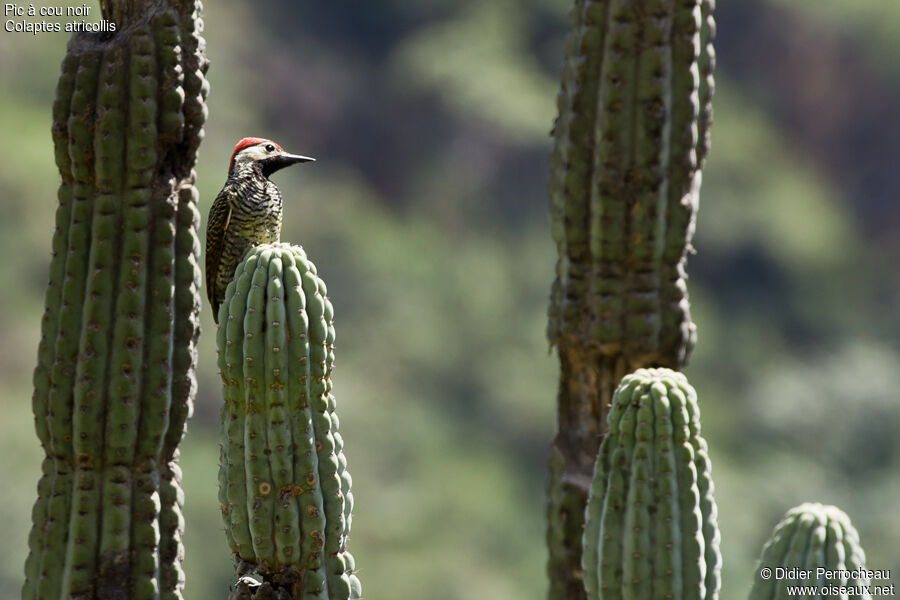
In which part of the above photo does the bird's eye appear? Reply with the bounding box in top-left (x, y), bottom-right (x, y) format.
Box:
top-left (265, 144), bottom-right (276, 152)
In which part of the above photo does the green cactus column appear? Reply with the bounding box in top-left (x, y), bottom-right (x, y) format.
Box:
top-left (749, 503), bottom-right (871, 600)
top-left (23, 2), bottom-right (208, 599)
top-left (217, 243), bottom-right (360, 600)
top-left (545, 0), bottom-right (716, 596)
top-left (582, 368), bottom-right (721, 600)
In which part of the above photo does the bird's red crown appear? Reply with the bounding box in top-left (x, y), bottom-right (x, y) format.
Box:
top-left (228, 137), bottom-right (282, 172)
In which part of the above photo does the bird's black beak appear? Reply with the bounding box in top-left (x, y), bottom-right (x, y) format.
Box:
top-left (260, 152), bottom-right (315, 178)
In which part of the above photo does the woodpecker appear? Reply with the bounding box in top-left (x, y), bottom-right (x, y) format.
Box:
top-left (205, 137), bottom-right (314, 323)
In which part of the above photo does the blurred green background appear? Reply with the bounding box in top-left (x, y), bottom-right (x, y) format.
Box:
top-left (2, 0), bottom-right (899, 598)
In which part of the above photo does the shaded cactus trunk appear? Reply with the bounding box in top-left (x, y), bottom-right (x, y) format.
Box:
top-left (582, 368), bottom-right (721, 600)
top-left (23, 1), bottom-right (208, 598)
top-left (545, 0), bottom-right (715, 596)
top-left (217, 244), bottom-right (360, 600)
top-left (749, 504), bottom-right (871, 600)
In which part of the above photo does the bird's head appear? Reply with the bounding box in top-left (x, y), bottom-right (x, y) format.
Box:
top-left (228, 137), bottom-right (315, 178)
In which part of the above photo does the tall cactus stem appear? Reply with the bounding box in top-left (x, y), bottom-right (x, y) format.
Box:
top-left (24, 2), bottom-right (208, 598)
top-left (546, 0), bottom-right (715, 596)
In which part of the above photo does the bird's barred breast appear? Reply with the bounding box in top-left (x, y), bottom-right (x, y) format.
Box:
top-left (213, 182), bottom-right (283, 301)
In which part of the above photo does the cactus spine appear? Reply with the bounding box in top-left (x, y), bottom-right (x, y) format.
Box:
top-left (582, 368), bottom-right (721, 600)
top-left (217, 243), bottom-right (359, 600)
top-left (545, 0), bottom-right (716, 595)
top-left (749, 503), bottom-right (871, 600)
top-left (23, 2), bottom-right (208, 598)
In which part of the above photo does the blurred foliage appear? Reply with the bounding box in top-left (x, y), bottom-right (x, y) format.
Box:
top-left (391, 1), bottom-right (557, 144)
top-left (1, 0), bottom-right (899, 598)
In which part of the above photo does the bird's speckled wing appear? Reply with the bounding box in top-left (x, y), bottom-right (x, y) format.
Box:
top-left (205, 185), bottom-right (234, 322)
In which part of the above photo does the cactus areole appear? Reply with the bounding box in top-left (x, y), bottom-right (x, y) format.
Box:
top-left (217, 243), bottom-right (360, 600)
top-left (582, 368), bottom-right (721, 600)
